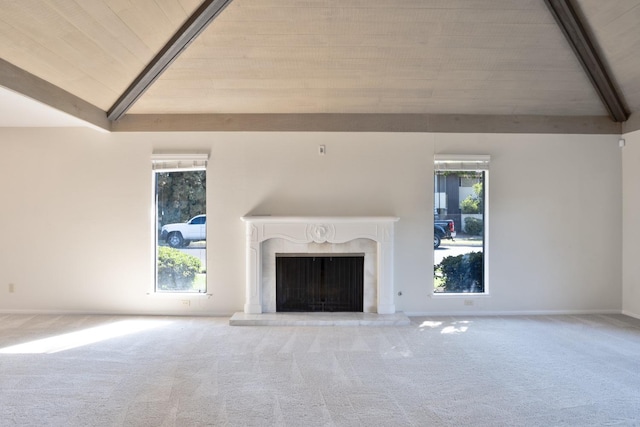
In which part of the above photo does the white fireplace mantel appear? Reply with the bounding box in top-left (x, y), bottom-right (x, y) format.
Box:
top-left (241, 216), bottom-right (399, 314)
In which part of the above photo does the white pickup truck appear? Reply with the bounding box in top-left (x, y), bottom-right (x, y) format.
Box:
top-left (160, 214), bottom-right (206, 248)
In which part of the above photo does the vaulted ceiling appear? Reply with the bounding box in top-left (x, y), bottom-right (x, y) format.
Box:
top-left (1, 0), bottom-right (639, 133)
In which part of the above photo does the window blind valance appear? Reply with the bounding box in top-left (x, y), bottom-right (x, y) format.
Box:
top-left (151, 153), bottom-right (208, 171)
top-left (434, 154), bottom-right (490, 171)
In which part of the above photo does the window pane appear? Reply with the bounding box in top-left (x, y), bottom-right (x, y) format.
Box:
top-left (434, 170), bottom-right (485, 293)
top-left (155, 170), bottom-right (206, 293)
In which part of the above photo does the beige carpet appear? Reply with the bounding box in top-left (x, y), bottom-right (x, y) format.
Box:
top-left (1, 313), bottom-right (639, 426)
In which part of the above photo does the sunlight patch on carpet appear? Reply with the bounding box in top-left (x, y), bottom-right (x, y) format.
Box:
top-left (0, 319), bottom-right (172, 354)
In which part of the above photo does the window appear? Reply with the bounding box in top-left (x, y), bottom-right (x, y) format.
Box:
top-left (152, 154), bottom-right (208, 293)
top-left (433, 155), bottom-right (489, 294)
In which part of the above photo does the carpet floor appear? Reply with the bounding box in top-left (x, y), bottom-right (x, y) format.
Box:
top-left (1, 313), bottom-right (639, 426)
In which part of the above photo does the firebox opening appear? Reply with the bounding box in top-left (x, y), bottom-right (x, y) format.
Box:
top-left (276, 254), bottom-right (364, 312)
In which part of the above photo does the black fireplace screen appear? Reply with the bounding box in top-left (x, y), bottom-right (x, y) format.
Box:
top-left (276, 255), bottom-right (364, 312)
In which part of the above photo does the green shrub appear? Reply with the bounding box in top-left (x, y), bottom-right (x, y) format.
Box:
top-left (157, 246), bottom-right (202, 290)
top-left (464, 217), bottom-right (483, 236)
top-left (434, 252), bottom-right (484, 293)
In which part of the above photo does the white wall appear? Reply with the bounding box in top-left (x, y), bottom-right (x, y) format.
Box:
top-left (622, 130), bottom-right (640, 319)
top-left (0, 128), bottom-right (623, 315)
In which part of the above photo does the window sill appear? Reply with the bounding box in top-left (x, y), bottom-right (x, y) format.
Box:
top-left (430, 293), bottom-right (491, 298)
top-left (147, 292), bottom-right (212, 298)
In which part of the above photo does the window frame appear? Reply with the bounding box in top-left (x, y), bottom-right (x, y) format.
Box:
top-left (433, 155), bottom-right (489, 296)
top-left (151, 153), bottom-right (208, 295)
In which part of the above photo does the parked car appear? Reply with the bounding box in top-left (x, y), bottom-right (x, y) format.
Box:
top-left (161, 214), bottom-right (206, 248)
top-left (434, 219), bottom-right (456, 249)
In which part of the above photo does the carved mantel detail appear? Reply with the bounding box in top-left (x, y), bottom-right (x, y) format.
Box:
top-left (306, 223), bottom-right (335, 243)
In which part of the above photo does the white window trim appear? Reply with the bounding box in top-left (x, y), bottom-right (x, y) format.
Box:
top-left (151, 153), bottom-right (209, 295)
top-left (151, 153), bottom-right (208, 172)
top-left (433, 155), bottom-right (489, 296)
top-left (434, 154), bottom-right (490, 171)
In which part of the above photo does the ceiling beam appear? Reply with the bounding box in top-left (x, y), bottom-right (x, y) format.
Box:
top-left (544, 0), bottom-right (628, 122)
top-left (0, 58), bottom-right (110, 131)
top-left (622, 112), bottom-right (640, 134)
top-left (110, 113), bottom-right (621, 134)
top-left (107, 0), bottom-right (233, 121)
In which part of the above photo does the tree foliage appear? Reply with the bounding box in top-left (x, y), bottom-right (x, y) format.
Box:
top-left (156, 171), bottom-right (206, 228)
top-left (460, 182), bottom-right (483, 214)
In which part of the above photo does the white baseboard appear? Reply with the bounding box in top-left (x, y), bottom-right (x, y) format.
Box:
top-left (0, 308), bottom-right (629, 319)
top-left (622, 310), bottom-right (640, 320)
top-left (404, 309), bottom-right (622, 317)
top-left (0, 308), bottom-right (234, 317)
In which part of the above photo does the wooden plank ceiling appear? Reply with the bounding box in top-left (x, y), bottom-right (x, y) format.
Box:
top-left (131, 0), bottom-right (603, 116)
top-left (0, 0), bottom-right (202, 110)
top-left (0, 0), bottom-right (639, 132)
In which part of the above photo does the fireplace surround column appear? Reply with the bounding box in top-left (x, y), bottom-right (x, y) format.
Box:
top-left (241, 216), bottom-right (399, 314)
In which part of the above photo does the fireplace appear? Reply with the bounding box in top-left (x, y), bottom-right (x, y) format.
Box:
top-left (276, 255), bottom-right (364, 312)
top-left (241, 216), bottom-right (399, 314)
